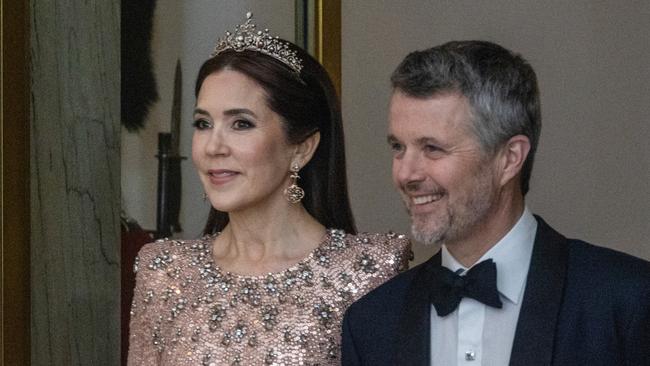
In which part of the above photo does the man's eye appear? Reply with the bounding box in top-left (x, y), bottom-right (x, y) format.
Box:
top-left (233, 119), bottom-right (254, 130)
top-left (390, 142), bottom-right (404, 152)
top-left (424, 144), bottom-right (440, 152)
top-left (192, 119), bottom-right (212, 130)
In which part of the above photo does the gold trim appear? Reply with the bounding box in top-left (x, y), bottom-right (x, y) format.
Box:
top-left (315, 0), bottom-right (323, 60)
top-left (314, 0), bottom-right (341, 96)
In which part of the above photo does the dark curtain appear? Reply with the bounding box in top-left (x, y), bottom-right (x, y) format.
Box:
top-left (121, 0), bottom-right (158, 132)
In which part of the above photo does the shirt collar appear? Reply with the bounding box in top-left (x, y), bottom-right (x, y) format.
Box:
top-left (441, 207), bottom-right (537, 304)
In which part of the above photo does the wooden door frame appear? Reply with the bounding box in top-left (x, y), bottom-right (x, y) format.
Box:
top-left (1, 0), bottom-right (31, 364)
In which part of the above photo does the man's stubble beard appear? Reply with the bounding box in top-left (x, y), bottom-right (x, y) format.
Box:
top-left (408, 167), bottom-right (496, 247)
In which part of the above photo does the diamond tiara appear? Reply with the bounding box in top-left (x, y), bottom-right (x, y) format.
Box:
top-left (211, 12), bottom-right (303, 74)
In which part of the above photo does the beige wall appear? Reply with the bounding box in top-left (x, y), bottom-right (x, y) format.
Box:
top-left (341, 0), bottom-right (650, 263)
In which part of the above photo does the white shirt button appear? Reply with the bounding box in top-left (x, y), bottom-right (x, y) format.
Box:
top-left (465, 350), bottom-right (476, 361)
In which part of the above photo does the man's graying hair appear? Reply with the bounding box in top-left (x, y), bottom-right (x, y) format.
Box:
top-left (390, 40), bottom-right (541, 195)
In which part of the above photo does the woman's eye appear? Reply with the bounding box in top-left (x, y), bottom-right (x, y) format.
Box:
top-left (192, 119), bottom-right (212, 130)
top-left (232, 119), bottom-right (254, 130)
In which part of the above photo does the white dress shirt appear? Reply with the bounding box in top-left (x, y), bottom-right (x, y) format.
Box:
top-left (430, 208), bottom-right (537, 366)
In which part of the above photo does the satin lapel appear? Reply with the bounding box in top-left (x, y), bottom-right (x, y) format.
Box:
top-left (509, 216), bottom-right (568, 366)
top-left (393, 253), bottom-right (440, 366)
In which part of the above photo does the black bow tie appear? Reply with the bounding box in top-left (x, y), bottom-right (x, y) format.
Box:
top-left (428, 259), bottom-right (503, 316)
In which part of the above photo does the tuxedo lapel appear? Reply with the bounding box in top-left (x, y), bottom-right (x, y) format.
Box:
top-left (393, 253), bottom-right (440, 366)
top-left (509, 216), bottom-right (568, 366)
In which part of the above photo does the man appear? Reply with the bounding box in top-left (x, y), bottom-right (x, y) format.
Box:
top-left (341, 41), bottom-right (650, 366)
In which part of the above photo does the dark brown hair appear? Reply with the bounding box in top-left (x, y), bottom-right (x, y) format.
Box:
top-left (195, 43), bottom-right (357, 235)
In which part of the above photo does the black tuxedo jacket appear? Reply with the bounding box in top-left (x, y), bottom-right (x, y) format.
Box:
top-left (341, 217), bottom-right (650, 365)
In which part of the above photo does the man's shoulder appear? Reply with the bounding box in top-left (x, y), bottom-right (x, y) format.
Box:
top-left (565, 238), bottom-right (650, 286)
top-left (535, 215), bottom-right (650, 283)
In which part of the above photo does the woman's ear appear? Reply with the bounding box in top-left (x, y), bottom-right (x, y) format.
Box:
top-left (293, 131), bottom-right (321, 167)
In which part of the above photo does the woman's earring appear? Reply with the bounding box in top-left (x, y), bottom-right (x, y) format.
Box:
top-left (284, 163), bottom-right (304, 203)
top-left (202, 192), bottom-right (208, 202)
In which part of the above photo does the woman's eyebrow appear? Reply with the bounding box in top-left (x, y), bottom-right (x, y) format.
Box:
top-left (223, 108), bottom-right (257, 118)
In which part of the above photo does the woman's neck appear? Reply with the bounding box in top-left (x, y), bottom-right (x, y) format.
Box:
top-left (211, 200), bottom-right (326, 275)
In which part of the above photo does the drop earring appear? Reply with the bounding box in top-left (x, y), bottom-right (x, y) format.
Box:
top-left (283, 163), bottom-right (304, 203)
top-left (202, 192), bottom-right (208, 202)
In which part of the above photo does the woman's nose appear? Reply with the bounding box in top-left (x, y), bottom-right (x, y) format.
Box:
top-left (204, 128), bottom-right (229, 156)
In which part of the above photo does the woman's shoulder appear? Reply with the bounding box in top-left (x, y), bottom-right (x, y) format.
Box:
top-left (324, 229), bottom-right (413, 273)
top-left (340, 230), bottom-right (411, 253)
top-left (317, 229), bottom-right (413, 304)
top-left (134, 236), bottom-right (213, 281)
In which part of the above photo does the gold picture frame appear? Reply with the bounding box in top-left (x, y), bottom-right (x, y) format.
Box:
top-left (295, 0), bottom-right (341, 96)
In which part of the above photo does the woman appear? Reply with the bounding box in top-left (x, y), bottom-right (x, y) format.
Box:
top-left (128, 13), bottom-right (410, 365)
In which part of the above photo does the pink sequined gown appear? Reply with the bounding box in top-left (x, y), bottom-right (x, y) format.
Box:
top-left (127, 229), bottom-right (411, 365)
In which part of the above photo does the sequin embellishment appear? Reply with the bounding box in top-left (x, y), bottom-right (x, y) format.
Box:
top-left (127, 230), bottom-right (411, 365)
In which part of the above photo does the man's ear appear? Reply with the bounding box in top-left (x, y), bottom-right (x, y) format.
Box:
top-left (497, 134), bottom-right (531, 187)
top-left (293, 131), bottom-right (321, 167)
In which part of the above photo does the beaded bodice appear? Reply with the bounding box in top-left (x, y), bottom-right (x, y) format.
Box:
top-left (127, 229), bottom-right (411, 365)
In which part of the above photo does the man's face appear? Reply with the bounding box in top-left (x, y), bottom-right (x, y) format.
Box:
top-left (388, 91), bottom-right (500, 247)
